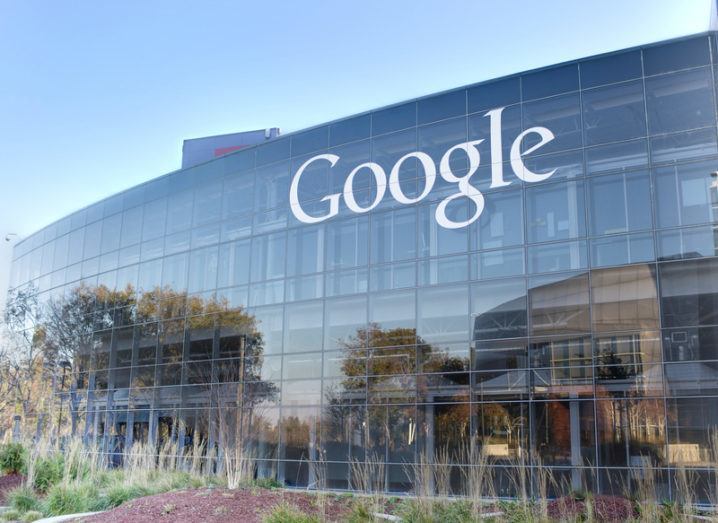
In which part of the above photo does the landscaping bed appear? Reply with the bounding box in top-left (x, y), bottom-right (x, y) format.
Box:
top-left (80, 488), bottom-right (354, 523)
top-left (0, 473), bottom-right (23, 504)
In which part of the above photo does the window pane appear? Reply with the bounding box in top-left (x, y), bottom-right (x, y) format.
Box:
top-left (653, 160), bottom-right (718, 228)
top-left (526, 181), bottom-right (586, 242)
top-left (418, 90), bottom-right (465, 125)
top-left (589, 170), bottom-right (652, 235)
top-left (580, 50), bottom-right (642, 88)
top-left (417, 285), bottom-right (469, 343)
top-left (467, 76), bottom-right (520, 113)
top-left (528, 240), bottom-right (588, 274)
top-left (643, 36), bottom-right (711, 76)
top-left (471, 278), bottom-right (527, 340)
top-left (659, 258), bottom-right (718, 328)
top-left (326, 217), bottom-right (368, 270)
top-left (372, 102), bottom-right (416, 136)
top-left (590, 233), bottom-right (655, 267)
top-left (657, 225), bottom-right (718, 261)
top-left (646, 68), bottom-right (715, 134)
top-left (472, 189), bottom-right (523, 250)
top-left (324, 295), bottom-right (367, 350)
top-left (471, 248), bottom-right (525, 280)
top-left (284, 301), bottom-right (323, 353)
top-left (529, 272), bottom-right (590, 335)
top-left (650, 128), bottom-right (718, 164)
top-left (250, 232), bottom-right (286, 282)
top-left (586, 139), bottom-right (648, 175)
top-left (522, 64), bottom-right (578, 100)
top-left (217, 239), bottom-right (250, 288)
top-left (287, 225), bottom-right (324, 276)
top-left (330, 114), bottom-right (370, 146)
top-left (582, 80), bottom-right (646, 146)
top-left (371, 208), bottom-right (417, 263)
top-left (591, 265), bottom-right (659, 332)
top-left (522, 93), bottom-right (582, 154)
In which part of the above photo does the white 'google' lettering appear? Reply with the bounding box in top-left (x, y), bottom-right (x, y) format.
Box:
top-left (289, 105), bottom-right (556, 229)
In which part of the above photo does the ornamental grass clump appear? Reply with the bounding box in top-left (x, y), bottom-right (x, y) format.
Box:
top-left (0, 442), bottom-right (26, 474)
top-left (6, 485), bottom-right (40, 513)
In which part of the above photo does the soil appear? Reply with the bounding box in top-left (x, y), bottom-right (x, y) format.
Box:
top-left (80, 488), bottom-right (355, 523)
top-left (0, 473), bottom-right (24, 504)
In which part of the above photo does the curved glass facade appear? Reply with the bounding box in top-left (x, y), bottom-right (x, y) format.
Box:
top-left (7, 33), bottom-right (718, 498)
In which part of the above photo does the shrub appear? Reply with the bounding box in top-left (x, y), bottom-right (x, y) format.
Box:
top-left (105, 483), bottom-right (154, 508)
top-left (262, 502), bottom-right (320, 523)
top-left (32, 455), bottom-right (64, 492)
top-left (254, 477), bottom-right (282, 489)
top-left (547, 495), bottom-right (634, 522)
top-left (20, 511), bottom-right (43, 523)
top-left (6, 485), bottom-right (40, 512)
top-left (345, 500), bottom-right (373, 523)
top-left (0, 443), bottom-right (26, 474)
top-left (1, 509), bottom-right (21, 521)
top-left (43, 482), bottom-right (100, 516)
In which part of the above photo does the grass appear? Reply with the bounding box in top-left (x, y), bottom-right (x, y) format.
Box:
top-left (6, 485), bottom-right (41, 512)
top-left (262, 501), bottom-right (320, 523)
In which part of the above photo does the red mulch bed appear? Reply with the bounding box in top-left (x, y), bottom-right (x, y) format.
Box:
top-left (547, 495), bottom-right (635, 522)
top-left (0, 473), bottom-right (24, 503)
top-left (80, 488), bottom-right (353, 523)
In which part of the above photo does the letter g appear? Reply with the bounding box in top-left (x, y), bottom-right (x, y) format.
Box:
top-left (289, 154), bottom-right (341, 224)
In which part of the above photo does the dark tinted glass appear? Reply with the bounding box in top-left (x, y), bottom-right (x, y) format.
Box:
top-left (522, 63), bottom-right (579, 100)
top-left (221, 148), bottom-right (254, 174)
top-left (417, 90), bottom-right (465, 124)
top-left (643, 36), bottom-right (711, 76)
top-left (291, 127), bottom-right (328, 156)
top-left (582, 80), bottom-right (646, 146)
top-left (372, 102), bottom-right (416, 135)
top-left (255, 138), bottom-right (290, 166)
top-left (467, 76), bottom-right (520, 113)
top-left (580, 50), bottom-right (642, 88)
top-left (329, 114), bottom-right (371, 146)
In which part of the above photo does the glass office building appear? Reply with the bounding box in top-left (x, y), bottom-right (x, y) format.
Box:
top-left (6, 32), bottom-right (718, 499)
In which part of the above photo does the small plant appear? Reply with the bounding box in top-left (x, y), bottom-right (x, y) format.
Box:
top-left (20, 511), bottom-right (43, 523)
top-left (213, 505), bottom-right (229, 516)
top-left (44, 482), bottom-right (100, 516)
top-left (346, 500), bottom-right (373, 523)
top-left (162, 503), bottom-right (176, 514)
top-left (6, 485), bottom-right (40, 512)
top-left (106, 483), bottom-right (153, 508)
top-left (32, 454), bottom-right (64, 492)
top-left (262, 502), bottom-right (320, 523)
top-left (1, 509), bottom-right (21, 521)
top-left (254, 476), bottom-right (282, 489)
top-left (0, 443), bottom-right (26, 474)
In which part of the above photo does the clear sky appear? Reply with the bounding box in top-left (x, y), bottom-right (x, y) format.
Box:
top-left (0, 0), bottom-right (713, 307)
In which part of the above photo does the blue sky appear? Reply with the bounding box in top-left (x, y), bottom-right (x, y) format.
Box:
top-left (0, 0), bottom-right (713, 304)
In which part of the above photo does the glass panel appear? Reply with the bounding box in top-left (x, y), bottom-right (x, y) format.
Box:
top-left (417, 285), bottom-right (469, 343)
top-left (653, 160), bottom-right (718, 228)
top-left (418, 90), bottom-right (465, 125)
top-left (643, 36), bottom-right (711, 76)
top-left (529, 272), bottom-right (590, 336)
top-left (324, 295), bottom-right (367, 350)
top-left (588, 170), bottom-right (652, 235)
top-left (650, 128), bottom-right (718, 164)
top-left (284, 300), bottom-right (323, 353)
top-left (368, 290), bottom-right (416, 345)
top-left (250, 232), bottom-right (286, 282)
top-left (657, 225), bottom-right (718, 261)
top-left (217, 239), bottom-right (250, 288)
top-left (591, 265), bottom-right (659, 332)
top-left (471, 248), bottom-right (525, 280)
top-left (522, 64), bottom-right (579, 100)
top-left (372, 102), bottom-right (416, 136)
top-left (286, 225), bottom-right (324, 276)
top-left (371, 208), bottom-right (417, 263)
top-left (330, 114), bottom-right (371, 146)
top-left (582, 80), bottom-right (646, 146)
top-left (663, 326), bottom-right (718, 362)
top-left (467, 76), bottom-right (520, 113)
top-left (528, 240), bottom-right (588, 274)
top-left (522, 93), bottom-right (582, 154)
top-left (526, 181), bottom-right (586, 243)
top-left (580, 50), bottom-right (642, 88)
top-left (659, 257), bottom-right (718, 328)
top-left (471, 278), bottom-right (527, 340)
top-left (326, 217), bottom-right (369, 270)
top-left (471, 188), bottom-right (523, 250)
top-left (585, 139), bottom-right (648, 175)
top-left (590, 233), bottom-right (655, 267)
top-left (646, 67), bottom-right (715, 134)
